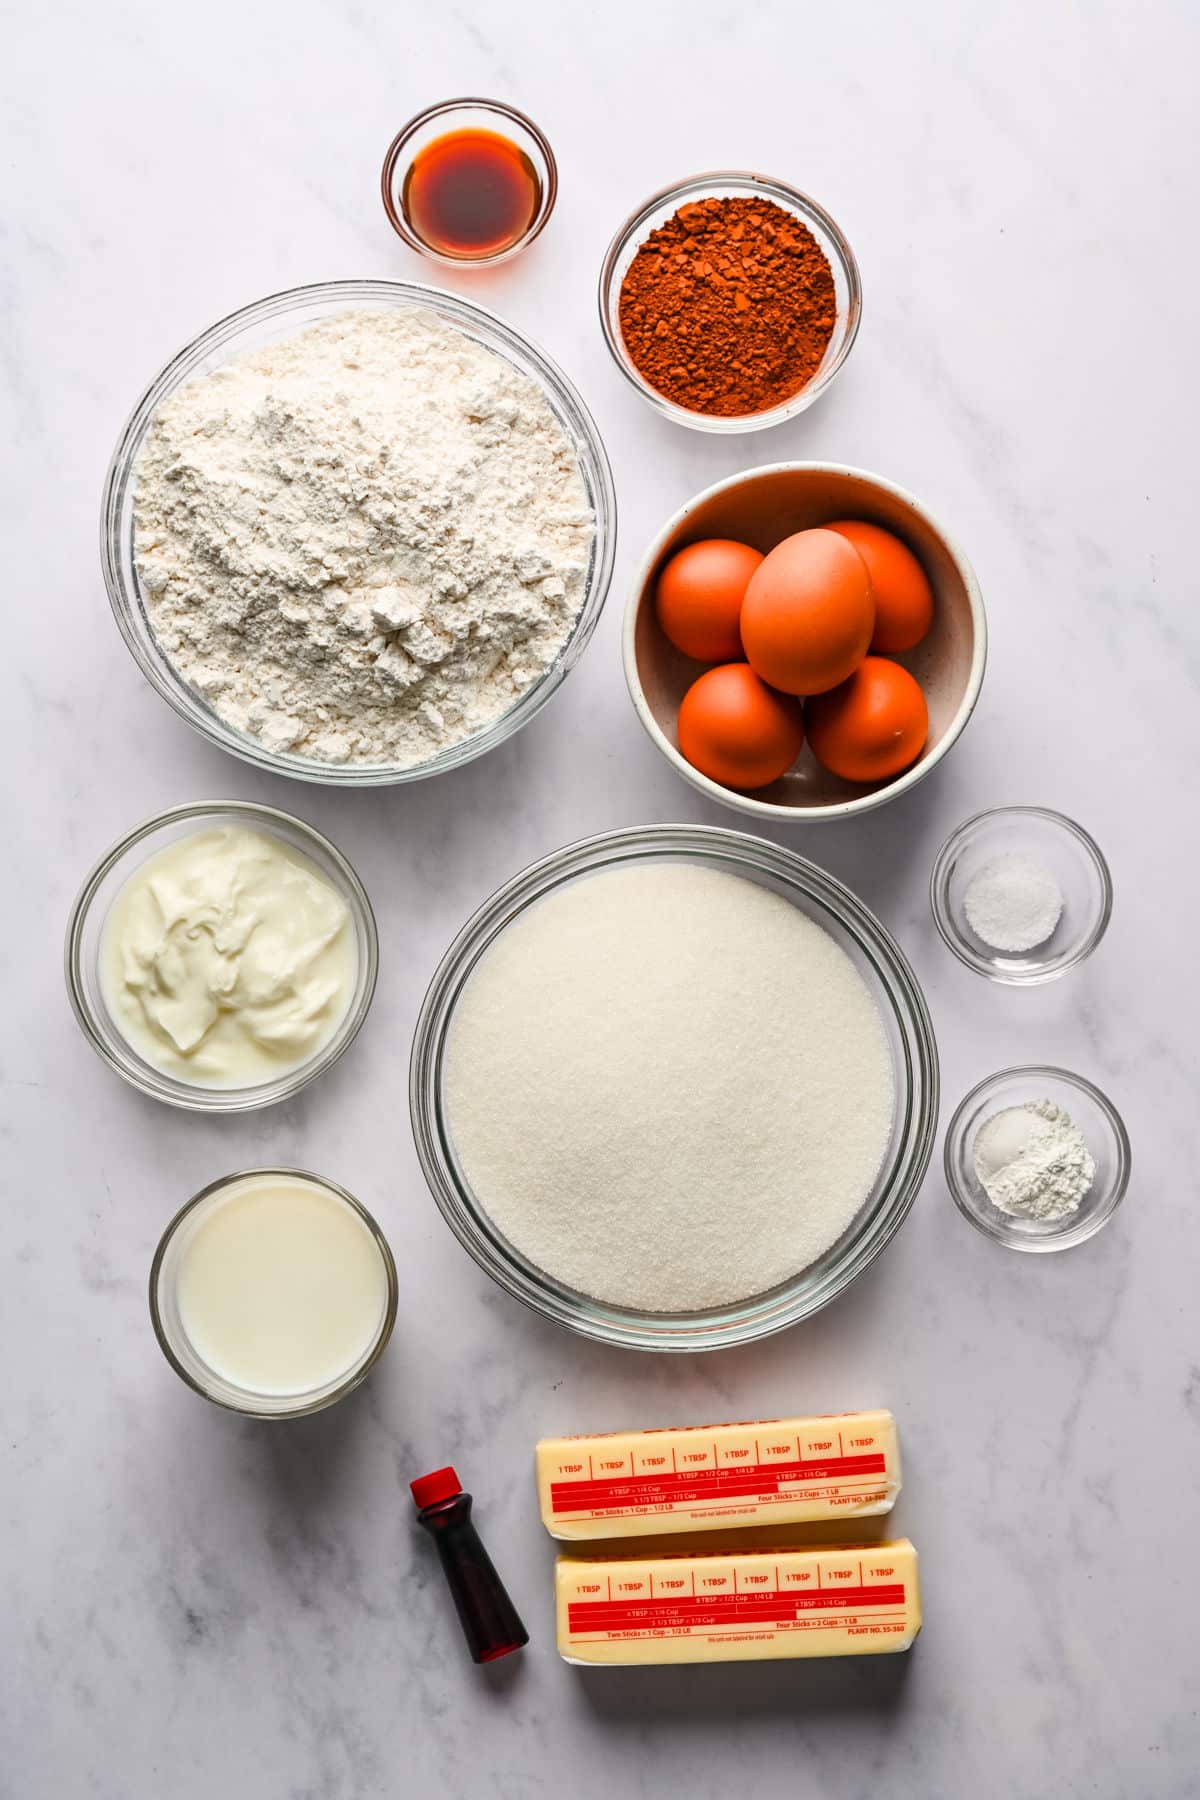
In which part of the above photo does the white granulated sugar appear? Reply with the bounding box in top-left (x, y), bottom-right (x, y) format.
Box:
top-left (133, 309), bottom-right (594, 766)
top-left (973, 1100), bottom-right (1095, 1222)
top-left (443, 863), bottom-right (895, 1312)
top-left (964, 853), bottom-right (1063, 954)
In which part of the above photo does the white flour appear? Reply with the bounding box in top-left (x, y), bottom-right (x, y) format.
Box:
top-left (443, 863), bottom-right (894, 1312)
top-left (964, 854), bottom-right (1063, 954)
top-left (133, 309), bottom-right (594, 766)
top-left (973, 1100), bottom-right (1095, 1221)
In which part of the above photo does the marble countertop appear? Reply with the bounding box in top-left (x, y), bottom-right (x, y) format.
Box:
top-left (5, 2), bottom-right (1198, 1795)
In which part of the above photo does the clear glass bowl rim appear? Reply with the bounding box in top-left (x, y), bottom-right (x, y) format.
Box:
top-left (100, 279), bottom-right (617, 786)
top-left (149, 1166), bottom-right (400, 1417)
top-left (597, 170), bottom-right (863, 434)
top-left (409, 822), bottom-right (939, 1352)
top-left (930, 805), bottom-right (1113, 983)
top-left (64, 799), bottom-right (379, 1112)
top-left (943, 1064), bottom-right (1131, 1252)
top-left (380, 96), bottom-right (559, 265)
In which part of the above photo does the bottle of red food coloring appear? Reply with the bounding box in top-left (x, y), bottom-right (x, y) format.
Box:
top-left (410, 1466), bottom-right (529, 1664)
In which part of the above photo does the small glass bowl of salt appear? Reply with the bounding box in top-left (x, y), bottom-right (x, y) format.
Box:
top-left (944, 1066), bottom-right (1130, 1251)
top-left (930, 806), bottom-right (1112, 985)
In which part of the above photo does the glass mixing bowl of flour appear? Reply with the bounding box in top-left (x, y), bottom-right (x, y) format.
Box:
top-left (101, 280), bottom-right (616, 785)
top-left (409, 825), bottom-right (939, 1352)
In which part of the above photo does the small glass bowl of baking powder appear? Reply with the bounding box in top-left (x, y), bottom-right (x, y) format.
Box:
top-left (930, 806), bottom-right (1112, 985)
top-left (944, 1066), bottom-right (1131, 1252)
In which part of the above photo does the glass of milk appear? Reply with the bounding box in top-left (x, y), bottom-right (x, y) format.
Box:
top-left (150, 1169), bottom-right (398, 1417)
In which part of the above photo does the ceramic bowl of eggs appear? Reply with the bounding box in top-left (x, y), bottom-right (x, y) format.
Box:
top-left (623, 463), bottom-right (987, 821)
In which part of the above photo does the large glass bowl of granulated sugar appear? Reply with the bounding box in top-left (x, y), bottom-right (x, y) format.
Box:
top-left (410, 824), bottom-right (939, 1352)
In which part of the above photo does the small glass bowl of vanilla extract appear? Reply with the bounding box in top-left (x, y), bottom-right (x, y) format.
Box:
top-left (382, 98), bottom-right (557, 265)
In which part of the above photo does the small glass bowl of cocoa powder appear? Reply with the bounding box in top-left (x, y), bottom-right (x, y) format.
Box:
top-left (599, 172), bottom-right (862, 432)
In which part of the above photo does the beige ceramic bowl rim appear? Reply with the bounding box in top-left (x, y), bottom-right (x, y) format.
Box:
top-left (622, 461), bottom-right (989, 822)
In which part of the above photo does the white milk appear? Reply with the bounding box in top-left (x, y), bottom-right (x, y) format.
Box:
top-left (176, 1174), bottom-right (390, 1396)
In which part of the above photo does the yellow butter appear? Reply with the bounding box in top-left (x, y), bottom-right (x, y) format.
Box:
top-left (556, 1539), bottom-right (921, 1665)
top-left (536, 1410), bottom-right (900, 1539)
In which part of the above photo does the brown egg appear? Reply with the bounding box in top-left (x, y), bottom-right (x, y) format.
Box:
top-left (806, 656), bottom-right (929, 783)
top-left (677, 663), bottom-right (805, 790)
top-left (656, 539), bottom-right (763, 662)
top-left (826, 520), bottom-right (934, 652)
top-left (740, 529), bottom-right (874, 695)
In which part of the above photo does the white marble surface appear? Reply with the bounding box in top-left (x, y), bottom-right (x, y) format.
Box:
top-left (4, 2), bottom-right (1198, 1795)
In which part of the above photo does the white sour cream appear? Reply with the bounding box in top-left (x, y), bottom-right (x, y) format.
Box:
top-left (100, 825), bottom-right (357, 1088)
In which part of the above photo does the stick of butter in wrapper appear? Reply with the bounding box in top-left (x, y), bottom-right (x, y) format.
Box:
top-left (556, 1539), bottom-right (921, 1666)
top-left (537, 1411), bottom-right (900, 1540)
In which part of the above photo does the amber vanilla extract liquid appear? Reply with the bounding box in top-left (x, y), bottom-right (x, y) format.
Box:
top-left (401, 129), bottom-right (541, 260)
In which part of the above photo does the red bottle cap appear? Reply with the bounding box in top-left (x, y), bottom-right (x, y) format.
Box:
top-left (411, 1465), bottom-right (462, 1509)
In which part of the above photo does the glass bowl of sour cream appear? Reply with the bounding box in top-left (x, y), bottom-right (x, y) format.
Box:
top-left (64, 800), bottom-right (378, 1112)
